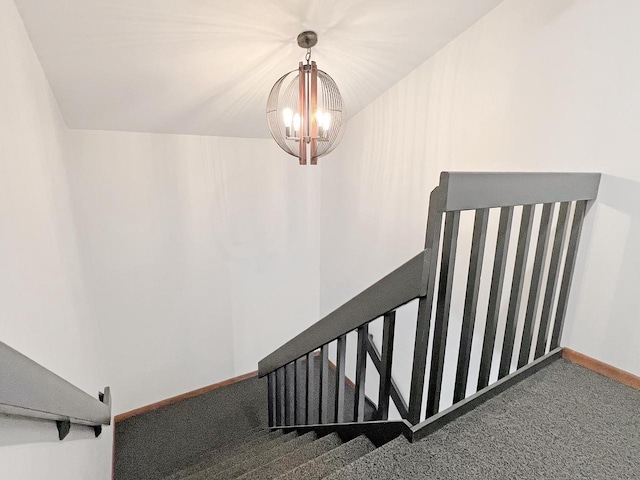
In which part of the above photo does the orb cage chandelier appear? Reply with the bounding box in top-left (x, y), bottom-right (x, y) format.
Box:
top-left (267, 31), bottom-right (346, 165)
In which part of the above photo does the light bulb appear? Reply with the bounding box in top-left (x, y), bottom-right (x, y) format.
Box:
top-left (293, 113), bottom-right (301, 132)
top-left (282, 108), bottom-right (293, 128)
top-left (315, 109), bottom-right (324, 137)
top-left (323, 112), bottom-right (332, 132)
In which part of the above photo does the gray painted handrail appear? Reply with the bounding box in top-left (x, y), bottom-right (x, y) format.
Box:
top-left (0, 341), bottom-right (111, 433)
top-left (437, 172), bottom-right (601, 211)
top-left (258, 249), bottom-right (428, 377)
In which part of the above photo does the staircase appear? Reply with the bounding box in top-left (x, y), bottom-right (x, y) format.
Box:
top-left (141, 357), bottom-right (640, 480)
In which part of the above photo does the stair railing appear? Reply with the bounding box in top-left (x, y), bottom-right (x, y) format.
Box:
top-left (0, 341), bottom-right (111, 440)
top-left (258, 172), bottom-right (600, 440)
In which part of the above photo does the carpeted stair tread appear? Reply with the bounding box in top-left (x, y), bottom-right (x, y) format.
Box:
top-left (191, 431), bottom-right (300, 479)
top-left (275, 435), bottom-right (376, 480)
top-left (237, 432), bottom-right (343, 480)
top-left (163, 430), bottom-right (279, 479)
top-left (198, 431), bottom-right (317, 480)
top-left (321, 435), bottom-right (406, 480)
top-left (163, 430), bottom-right (277, 479)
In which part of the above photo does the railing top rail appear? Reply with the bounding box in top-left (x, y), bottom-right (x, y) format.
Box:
top-left (258, 250), bottom-right (427, 377)
top-left (0, 341), bottom-right (111, 427)
top-left (437, 172), bottom-right (601, 212)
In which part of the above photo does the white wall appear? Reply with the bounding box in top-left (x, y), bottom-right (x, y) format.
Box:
top-left (69, 131), bottom-right (320, 414)
top-left (0, 0), bottom-right (112, 478)
top-left (321, 0), bottom-right (640, 412)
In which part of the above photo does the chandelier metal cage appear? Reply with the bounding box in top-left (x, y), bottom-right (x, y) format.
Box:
top-left (266, 31), bottom-right (346, 165)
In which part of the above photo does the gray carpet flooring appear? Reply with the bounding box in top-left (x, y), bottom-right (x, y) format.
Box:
top-left (118, 358), bottom-right (639, 480)
top-left (325, 359), bottom-right (640, 479)
top-left (114, 376), bottom-right (268, 479)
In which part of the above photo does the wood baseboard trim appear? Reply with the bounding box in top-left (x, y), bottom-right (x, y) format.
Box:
top-left (114, 370), bottom-right (258, 423)
top-left (563, 348), bottom-right (639, 391)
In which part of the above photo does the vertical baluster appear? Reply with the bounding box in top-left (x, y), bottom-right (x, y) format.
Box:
top-left (551, 200), bottom-right (587, 349)
top-left (367, 332), bottom-right (409, 420)
top-left (354, 325), bottom-right (369, 422)
top-left (499, 205), bottom-right (535, 379)
top-left (377, 311), bottom-right (396, 420)
top-left (306, 350), bottom-right (315, 424)
top-left (284, 363), bottom-right (292, 426)
top-left (319, 344), bottom-right (329, 424)
top-left (426, 210), bottom-right (460, 418)
top-left (275, 367), bottom-right (284, 426)
top-left (282, 364), bottom-right (291, 425)
top-left (294, 357), bottom-right (303, 424)
top-left (454, 208), bottom-right (489, 403)
top-left (535, 202), bottom-right (570, 358)
top-left (267, 371), bottom-right (276, 428)
top-left (408, 187), bottom-right (444, 425)
top-left (478, 206), bottom-right (513, 390)
top-left (518, 203), bottom-right (554, 368)
top-left (334, 334), bottom-right (347, 423)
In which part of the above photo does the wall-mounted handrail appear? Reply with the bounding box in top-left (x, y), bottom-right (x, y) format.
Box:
top-left (0, 341), bottom-right (111, 440)
top-left (259, 171), bottom-right (601, 439)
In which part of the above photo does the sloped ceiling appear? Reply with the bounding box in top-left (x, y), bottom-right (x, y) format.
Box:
top-left (14, 0), bottom-right (502, 138)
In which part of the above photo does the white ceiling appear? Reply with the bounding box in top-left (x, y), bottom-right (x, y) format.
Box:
top-left (15, 0), bottom-right (502, 138)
